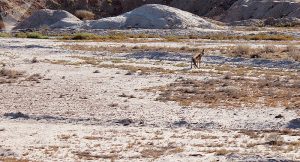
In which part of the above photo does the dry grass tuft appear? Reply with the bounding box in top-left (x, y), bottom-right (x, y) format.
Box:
top-left (31, 57), bottom-right (38, 63)
top-left (232, 45), bottom-right (250, 57)
top-left (0, 158), bottom-right (29, 162)
top-left (70, 56), bottom-right (102, 65)
top-left (0, 68), bottom-right (24, 79)
top-left (239, 130), bottom-right (260, 139)
top-left (25, 74), bottom-right (43, 82)
top-left (286, 45), bottom-right (300, 61)
top-left (58, 134), bottom-right (72, 140)
top-left (214, 149), bottom-right (232, 156)
top-left (73, 151), bottom-right (118, 160)
top-left (141, 148), bottom-right (166, 158)
top-left (140, 146), bottom-right (183, 159)
top-left (265, 133), bottom-right (284, 146)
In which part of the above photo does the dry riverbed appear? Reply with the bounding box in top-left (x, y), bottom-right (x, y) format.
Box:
top-left (0, 37), bottom-right (299, 161)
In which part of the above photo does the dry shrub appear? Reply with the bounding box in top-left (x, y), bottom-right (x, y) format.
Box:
top-left (239, 130), bottom-right (259, 139)
top-left (140, 147), bottom-right (182, 158)
top-left (147, 71), bottom-right (300, 108)
top-left (25, 74), bottom-right (43, 82)
top-left (141, 149), bottom-right (165, 158)
top-left (263, 45), bottom-right (278, 53)
top-left (265, 133), bottom-right (284, 146)
top-left (232, 45), bottom-right (251, 57)
top-left (31, 57), bottom-right (38, 63)
top-left (75, 10), bottom-right (95, 20)
top-left (0, 68), bottom-right (24, 79)
top-left (286, 45), bottom-right (300, 61)
top-left (214, 149), bottom-right (231, 156)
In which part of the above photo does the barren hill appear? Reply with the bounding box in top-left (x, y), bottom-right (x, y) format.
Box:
top-left (14, 4), bottom-right (222, 30)
top-left (1, 0), bottom-right (300, 29)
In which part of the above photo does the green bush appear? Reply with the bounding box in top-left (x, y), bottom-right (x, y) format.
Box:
top-left (71, 33), bottom-right (99, 40)
top-left (0, 33), bottom-right (11, 38)
top-left (26, 32), bottom-right (48, 39)
top-left (15, 32), bottom-right (48, 39)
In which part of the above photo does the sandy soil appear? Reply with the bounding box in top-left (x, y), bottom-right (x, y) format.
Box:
top-left (0, 37), bottom-right (299, 161)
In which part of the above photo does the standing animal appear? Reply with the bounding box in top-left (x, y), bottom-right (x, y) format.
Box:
top-left (191, 49), bottom-right (205, 69)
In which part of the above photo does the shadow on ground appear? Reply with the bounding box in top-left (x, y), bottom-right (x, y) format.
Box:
top-left (125, 51), bottom-right (190, 61)
top-left (287, 118), bottom-right (300, 129)
top-left (125, 51), bottom-right (300, 69)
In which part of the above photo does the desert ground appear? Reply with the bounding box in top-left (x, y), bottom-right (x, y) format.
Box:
top-left (0, 28), bottom-right (299, 162)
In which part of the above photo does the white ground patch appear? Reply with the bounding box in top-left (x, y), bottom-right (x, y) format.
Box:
top-left (0, 37), bottom-right (299, 161)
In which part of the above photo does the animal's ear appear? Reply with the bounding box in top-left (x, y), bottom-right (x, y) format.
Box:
top-left (202, 49), bottom-right (205, 54)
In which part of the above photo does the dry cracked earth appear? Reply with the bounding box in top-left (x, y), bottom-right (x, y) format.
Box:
top-left (0, 34), bottom-right (300, 162)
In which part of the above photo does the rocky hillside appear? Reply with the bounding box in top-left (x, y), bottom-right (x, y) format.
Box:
top-left (222, 0), bottom-right (300, 22)
top-left (1, 0), bottom-right (300, 29)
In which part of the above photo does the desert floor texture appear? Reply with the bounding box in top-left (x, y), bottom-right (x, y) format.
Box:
top-left (0, 32), bottom-right (300, 161)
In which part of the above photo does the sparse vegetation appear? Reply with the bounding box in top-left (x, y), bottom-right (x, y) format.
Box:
top-left (174, 63), bottom-right (189, 67)
top-left (25, 74), bottom-right (43, 82)
top-left (0, 32), bottom-right (11, 37)
top-left (265, 133), bottom-right (284, 146)
top-left (214, 149), bottom-right (232, 156)
top-left (286, 45), bottom-right (300, 61)
top-left (146, 72), bottom-right (300, 107)
top-left (118, 93), bottom-right (136, 99)
top-left (202, 33), bottom-right (296, 41)
top-left (15, 32), bottom-right (48, 39)
top-left (232, 45), bottom-right (250, 57)
top-left (61, 44), bottom-right (201, 54)
top-left (63, 32), bottom-right (128, 41)
top-left (0, 158), bottom-right (29, 162)
top-left (1, 23), bottom-right (300, 162)
top-left (0, 68), bottom-right (24, 79)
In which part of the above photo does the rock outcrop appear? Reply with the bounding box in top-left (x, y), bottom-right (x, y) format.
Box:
top-left (84, 4), bottom-right (222, 29)
top-left (14, 9), bottom-right (82, 29)
top-left (1, 0), bottom-right (300, 28)
top-left (222, 0), bottom-right (300, 22)
top-left (15, 4), bottom-right (221, 30)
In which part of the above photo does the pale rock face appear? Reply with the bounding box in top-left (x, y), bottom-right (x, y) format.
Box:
top-left (15, 4), bottom-right (221, 30)
top-left (84, 4), bottom-right (222, 29)
top-left (14, 9), bottom-right (82, 29)
top-left (222, 0), bottom-right (300, 22)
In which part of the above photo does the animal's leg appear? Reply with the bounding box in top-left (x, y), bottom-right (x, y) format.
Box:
top-left (193, 58), bottom-right (198, 69)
